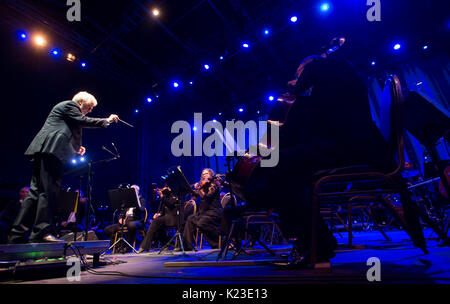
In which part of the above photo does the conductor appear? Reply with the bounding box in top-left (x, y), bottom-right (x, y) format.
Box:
top-left (8, 91), bottom-right (119, 243)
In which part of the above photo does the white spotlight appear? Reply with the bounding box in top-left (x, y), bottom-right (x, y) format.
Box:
top-left (34, 35), bottom-right (46, 47)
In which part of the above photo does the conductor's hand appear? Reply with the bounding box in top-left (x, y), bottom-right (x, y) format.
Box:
top-left (77, 146), bottom-right (86, 155)
top-left (107, 114), bottom-right (119, 123)
top-left (153, 213), bottom-right (162, 219)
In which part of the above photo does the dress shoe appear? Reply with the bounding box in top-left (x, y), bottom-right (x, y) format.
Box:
top-left (273, 255), bottom-right (311, 269)
top-left (273, 247), bottom-right (333, 270)
top-left (30, 234), bottom-right (65, 243)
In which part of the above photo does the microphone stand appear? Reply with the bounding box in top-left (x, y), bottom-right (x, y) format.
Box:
top-left (83, 145), bottom-right (120, 241)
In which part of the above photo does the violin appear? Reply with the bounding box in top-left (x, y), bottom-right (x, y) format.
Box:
top-left (195, 174), bottom-right (226, 190)
top-left (195, 177), bottom-right (214, 190)
top-left (156, 186), bottom-right (171, 196)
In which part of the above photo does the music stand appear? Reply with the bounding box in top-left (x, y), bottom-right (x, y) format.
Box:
top-left (56, 191), bottom-right (79, 242)
top-left (107, 188), bottom-right (141, 254)
top-left (158, 166), bottom-right (193, 255)
top-left (166, 166), bottom-right (194, 197)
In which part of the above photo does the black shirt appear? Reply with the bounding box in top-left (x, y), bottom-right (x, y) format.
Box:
top-left (282, 56), bottom-right (376, 146)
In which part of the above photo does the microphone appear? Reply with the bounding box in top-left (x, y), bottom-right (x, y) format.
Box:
top-left (111, 142), bottom-right (120, 158)
top-left (111, 142), bottom-right (118, 153)
top-left (102, 146), bottom-right (116, 157)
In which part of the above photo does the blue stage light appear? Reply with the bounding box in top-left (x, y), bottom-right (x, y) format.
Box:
top-left (71, 159), bottom-right (77, 164)
top-left (242, 43), bottom-right (249, 48)
top-left (204, 64), bottom-right (210, 70)
top-left (81, 62), bottom-right (87, 68)
top-left (268, 95), bottom-right (274, 101)
top-left (193, 126), bottom-right (198, 131)
top-left (423, 45), bottom-right (428, 50)
top-left (212, 119), bottom-right (217, 123)
top-left (371, 61), bottom-right (376, 66)
top-left (50, 48), bottom-right (61, 57)
top-left (290, 16), bottom-right (298, 23)
top-left (17, 31), bottom-right (27, 40)
top-left (219, 56), bottom-right (224, 60)
top-left (320, 3), bottom-right (330, 11)
top-left (238, 108), bottom-right (244, 113)
top-left (135, 109), bottom-right (139, 113)
top-left (173, 82), bottom-right (179, 88)
top-left (219, 112), bottom-right (222, 116)
top-left (147, 97), bottom-right (152, 103)
top-left (189, 81), bottom-right (193, 85)
top-left (393, 43), bottom-right (401, 50)
top-left (80, 157), bottom-right (85, 162)
top-left (264, 29), bottom-right (270, 35)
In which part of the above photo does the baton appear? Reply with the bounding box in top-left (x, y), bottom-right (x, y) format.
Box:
top-left (118, 118), bottom-right (134, 128)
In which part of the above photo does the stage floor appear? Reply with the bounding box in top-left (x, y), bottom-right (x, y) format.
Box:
top-left (3, 228), bottom-right (450, 284)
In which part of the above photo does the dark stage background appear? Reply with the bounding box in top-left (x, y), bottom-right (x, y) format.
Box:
top-left (0, 0), bottom-right (449, 218)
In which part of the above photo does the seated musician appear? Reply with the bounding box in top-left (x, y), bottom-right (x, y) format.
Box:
top-left (138, 186), bottom-right (180, 252)
top-left (265, 39), bottom-right (397, 268)
top-left (0, 187), bottom-right (29, 244)
top-left (130, 184), bottom-right (150, 218)
top-left (104, 185), bottom-right (146, 249)
top-left (182, 168), bottom-right (223, 250)
top-left (57, 189), bottom-right (87, 235)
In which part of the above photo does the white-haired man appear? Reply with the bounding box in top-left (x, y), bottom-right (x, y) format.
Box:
top-left (9, 92), bottom-right (119, 243)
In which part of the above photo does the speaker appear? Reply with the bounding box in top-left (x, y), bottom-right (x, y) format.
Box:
top-left (60, 230), bottom-right (98, 242)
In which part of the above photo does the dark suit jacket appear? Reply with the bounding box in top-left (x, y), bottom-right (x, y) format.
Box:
top-left (288, 56), bottom-right (374, 144)
top-left (25, 100), bottom-right (109, 164)
top-left (280, 56), bottom-right (395, 172)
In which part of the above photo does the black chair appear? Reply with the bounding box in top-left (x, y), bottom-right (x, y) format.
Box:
top-left (310, 75), bottom-right (448, 267)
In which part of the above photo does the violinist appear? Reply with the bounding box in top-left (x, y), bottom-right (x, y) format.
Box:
top-left (182, 168), bottom-right (222, 250)
top-left (138, 186), bottom-right (180, 252)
